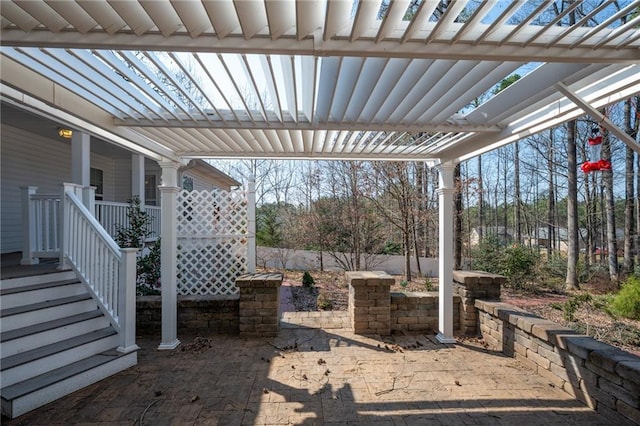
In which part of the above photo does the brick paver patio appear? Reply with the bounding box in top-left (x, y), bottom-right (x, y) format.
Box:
top-left (2, 312), bottom-right (622, 425)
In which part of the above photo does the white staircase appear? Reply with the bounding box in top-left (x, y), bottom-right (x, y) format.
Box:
top-left (0, 270), bottom-right (138, 419)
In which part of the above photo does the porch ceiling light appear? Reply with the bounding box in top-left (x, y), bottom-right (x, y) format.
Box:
top-left (57, 127), bottom-right (73, 139)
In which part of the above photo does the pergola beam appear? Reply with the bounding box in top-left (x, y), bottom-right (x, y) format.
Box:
top-left (1, 31), bottom-right (639, 64)
top-left (556, 82), bottom-right (640, 155)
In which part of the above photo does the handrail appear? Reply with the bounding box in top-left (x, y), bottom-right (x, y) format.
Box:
top-left (21, 187), bottom-right (160, 266)
top-left (61, 186), bottom-right (138, 353)
top-left (96, 201), bottom-right (161, 241)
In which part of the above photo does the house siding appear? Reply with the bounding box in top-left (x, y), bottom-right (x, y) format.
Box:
top-left (0, 124), bottom-right (122, 254)
top-left (1, 125), bottom-right (72, 254)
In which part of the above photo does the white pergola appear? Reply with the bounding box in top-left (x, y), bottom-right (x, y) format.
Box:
top-left (2, 0), bottom-right (640, 348)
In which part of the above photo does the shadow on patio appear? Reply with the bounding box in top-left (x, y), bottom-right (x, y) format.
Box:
top-left (2, 312), bottom-right (619, 425)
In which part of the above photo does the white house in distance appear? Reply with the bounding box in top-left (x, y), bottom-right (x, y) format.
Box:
top-left (1, 103), bottom-right (240, 258)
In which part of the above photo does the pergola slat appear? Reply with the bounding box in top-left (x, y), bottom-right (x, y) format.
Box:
top-left (233, 0), bottom-right (268, 39)
top-left (106, 0), bottom-right (156, 36)
top-left (169, 0), bottom-right (211, 38)
top-left (1, 1), bottom-right (40, 32)
top-left (350, 0), bottom-right (382, 42)
top-left (75, 0), bottom-right (127, 35)
top-left (202, 0), bottom-right (239, 39)
top-left (265, 0), bottom-right (294, 40)
top-left (43, 0), bottom-right (97, 33)
top-left (12, 0), bottom-right (67, 32)
top-left (139, 0), bottom-right (183, 37)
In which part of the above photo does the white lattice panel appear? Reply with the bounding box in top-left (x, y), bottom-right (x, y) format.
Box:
top-left (177, 189), bottom-right (249, 295)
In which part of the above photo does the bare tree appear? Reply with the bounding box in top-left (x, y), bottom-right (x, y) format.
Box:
top-left (566, 119), bottom-right (579, 290)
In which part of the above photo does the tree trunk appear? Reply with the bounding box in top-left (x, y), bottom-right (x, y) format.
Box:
top-left (565, 120), bottom-right (579, 290)
top-left (623, 97), bottom-right (635, 273)
top-left (454, 164), bottom-right (463, 269)
top-left (601, 124), bottom-right (619, 283)
top-left (478, 155), bottom-right (484, 240)
top-left (547, 129), bottom-right (555, 258)
top-left (514, 141), bottom-right (521, 244)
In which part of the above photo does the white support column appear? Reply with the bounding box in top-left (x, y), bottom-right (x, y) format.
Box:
top-left (20, 186), bottom-right (39, 265)
top-left (118, 247), bottom-right (140, 354)
top-left (436, 163), bottom-right (457, 344)
top-left (158, 160), bottom-right (181, 350)
top-left (71, 131), bottom-right (92, 209)
top-left (247, 178), bottom-right (256, 273)
top-left (131, 154), bottom-right (145, 205)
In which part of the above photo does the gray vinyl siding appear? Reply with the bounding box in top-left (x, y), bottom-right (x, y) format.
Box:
top-left (1, 125), bottom-right (72, 254)
top-left (0, 124), bottom-right (130, 254)
top-left (113, 158), bottom-right (132, 203)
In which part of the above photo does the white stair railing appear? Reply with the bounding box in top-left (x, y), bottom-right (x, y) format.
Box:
top-left (60, 183), bottom-right (138, 353)
top-left (20, 186), bottom-right (61, 264)
top-left (95, 201), bottom-right (161, 241)
top-left (21, 188), bottom-right (161, 266)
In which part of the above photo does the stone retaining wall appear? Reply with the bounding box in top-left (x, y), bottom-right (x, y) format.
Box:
top-left (390, 292), bottom-right (461, 334)
top-left (453, 270), bottom-right (504, 335)
top-left (347, 271), bottom-right (394, 335)
top-left (136, 295), bottom-right (239, 335)
top-left (347, 271), bottom-right (463, 335)
top-left (476, 299), bottom-right (640, 424)
top-left (236, 273), bottom-right (283, 338)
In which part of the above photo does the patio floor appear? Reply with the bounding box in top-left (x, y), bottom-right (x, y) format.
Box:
top-left (1, 312), bottom-right (619, 425)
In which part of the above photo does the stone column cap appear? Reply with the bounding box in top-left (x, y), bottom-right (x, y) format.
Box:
top-left (346, 270), bottom-right (394, 286)
top-left (453, 270), bottom-right (506, 284)
top-left (236, 272), bottom-right (284, 287)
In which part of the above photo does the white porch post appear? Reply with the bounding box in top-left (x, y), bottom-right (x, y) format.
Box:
top-left (20, 186), bottom-right (39, 265)
top-left (158, 160), bottom-right (181, 350)
top-left (436, 163), bottom-right (457, 344)
top-left (131, 154), bottom-right (145, 205)
top-left (71, 131), bottom-right (92, 209)
top-left (247, 178), bottom-right (256, 273)
top-left (118, 247), bottom-right (140, 354)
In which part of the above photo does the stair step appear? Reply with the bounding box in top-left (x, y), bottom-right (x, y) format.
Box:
top-left (1, 327), bottom-right (117, 371)
top-left (1, 327), bottom-right (119, 387)
top-left (0, 279), bottom-right (85, 309)
top-left (0, 295), bottom-right (96, 332)
top-left (1, 294), bottom-right (92, 318)
top-left (1, 310), bottom-right (109, 357)
top-left (0, 270), bottom-right (76, 290)
top-left (1, 310), bottom-right (103, 343)
top-left (1, 350), bottom-right (137, 418)
top-left (0, 278), bottom-right (81, 296)
top-left (2, 349), bottom-right (124, 401)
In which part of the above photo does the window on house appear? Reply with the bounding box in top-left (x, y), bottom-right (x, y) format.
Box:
top-left (183, 175), bottom-right (194, 192)
top-left (90, 167), bottom-right (103, 200)
top-left (145, 175), bottom-right (157, 206)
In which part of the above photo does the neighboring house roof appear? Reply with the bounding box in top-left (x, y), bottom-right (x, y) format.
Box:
top-left (471, 226), bottom-right (514, 237)
top-left (181, 159), bottom-right (241, 190)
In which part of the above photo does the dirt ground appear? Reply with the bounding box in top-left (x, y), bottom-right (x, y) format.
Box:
top-left (277, 269), bottom-right (640, 356)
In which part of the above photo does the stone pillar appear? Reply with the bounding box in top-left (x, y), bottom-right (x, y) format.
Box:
top-left (436, 163), bottom-right (456, 344)
top-left (347, 271), bottom-right (393, 336)
top-left (158, 161), bottom-right (181, 350)
top-left (453, 270), bottom-right (505, 336)
top-left (236, 273), bottom-right (283, 338)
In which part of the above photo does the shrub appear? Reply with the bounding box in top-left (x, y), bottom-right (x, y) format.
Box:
top-left (317, 293), bottom-right (333, 310)
top-left (501, 244), bottom-right (538, 289)
top-left (471, 236), bottom-right (538, 288)
top-left (610, 275), bottom-right (640, 320)
top-left (470, 235), bottom-right (503, 274)
top-left (302, 271), bottom-right (315, 288)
